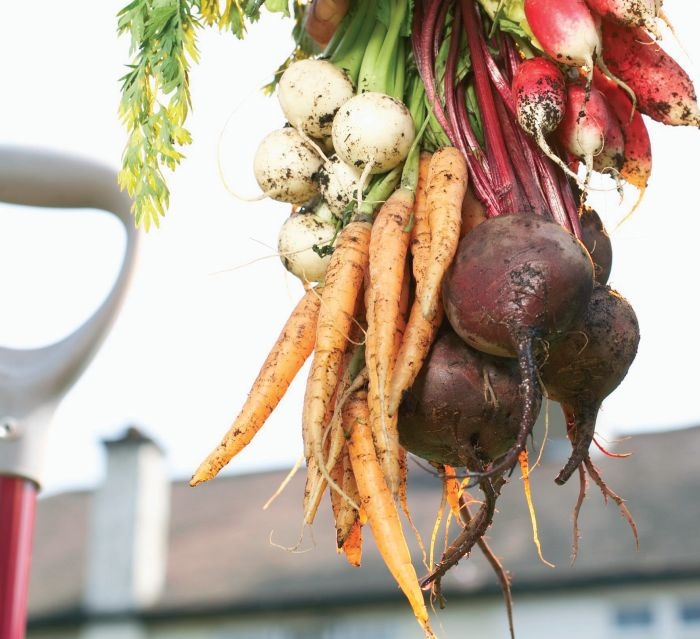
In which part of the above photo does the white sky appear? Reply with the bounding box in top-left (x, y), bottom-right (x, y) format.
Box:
top-left (1, 1), bottom-right (699, 496)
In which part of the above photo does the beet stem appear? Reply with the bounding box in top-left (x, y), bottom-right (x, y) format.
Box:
top-left (421, 475), bottom-right (503, 590)
top-left (555, 401), bottom-right (600, 485)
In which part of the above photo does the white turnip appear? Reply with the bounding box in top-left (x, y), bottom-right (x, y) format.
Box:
top-left (277, 206), bottom-right (337, 283)
top-left (277, 58), bottom-right (355, 138)
top-left (253, 127), bottom-right (323, 205)
top-left (331, 91), bottom-right (416, 174)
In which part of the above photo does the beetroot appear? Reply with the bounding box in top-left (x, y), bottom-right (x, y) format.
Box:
top-left (398, 329), bottom-right (542, 469)
top-left (579, 206), bottom-right (613, 285)
top-left (442, 213), bottom-right (595, 476)
top-left (539, 283), bottom-right (640, 484)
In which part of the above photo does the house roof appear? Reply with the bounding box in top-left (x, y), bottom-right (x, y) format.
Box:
top-left (27, 423), bottom-right (700, 623)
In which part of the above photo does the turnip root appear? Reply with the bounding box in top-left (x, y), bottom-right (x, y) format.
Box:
top-left (253, 127), bottom-right (323, 204)
top-left (443, 213), bottom-right (595, 477)
top-left (277, 58), bottom-right (355, 138)
top-left (277, 207), bottom-right (337, 283)
top-left (539, 283), bottom-right (640, 484)
top-left (398, 329), bottom-right (542, 469)
top-left (331, 91), bottom-right (416, 174)
top-left (316, 154), bottom-right (362, 215)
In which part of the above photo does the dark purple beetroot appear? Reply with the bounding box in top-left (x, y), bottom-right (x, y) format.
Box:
top-left (442, 213), bottom-right (595, 476)
top-left (580, 206), bottom-right (613, 285)
top-left (398, 329), bottom-right (542, 469)
top-left (539, 284), bottom-right (640, 484)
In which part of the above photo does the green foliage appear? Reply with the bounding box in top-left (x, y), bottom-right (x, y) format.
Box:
top-left (117, 0), bottom-right (296, 229)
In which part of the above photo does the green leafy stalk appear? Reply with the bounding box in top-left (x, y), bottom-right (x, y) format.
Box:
top-left (117, 0), bottom-right (200, 230)
top-left (356, 0), bottom-right (412, 99)
top-left (117, 0), bottom-right (292, 229)
top-left (327, 0), bottom-right (374, 84)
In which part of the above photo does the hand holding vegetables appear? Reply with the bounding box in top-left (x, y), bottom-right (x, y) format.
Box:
top-left (117, 0), bottom-right (700, 635)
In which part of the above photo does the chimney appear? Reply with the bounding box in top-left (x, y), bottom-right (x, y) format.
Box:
top-left (83, 426), bottom-right (170, 613)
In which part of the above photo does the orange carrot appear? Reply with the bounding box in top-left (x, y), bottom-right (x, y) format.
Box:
top-left (387, 299), bottom-right (443, 417)
top-left (519, 450), bottom-right (554, 567)
top-left (344, 390), bottom-right (436, 638)
top-left (341, 518), bottom-right (363, 567)
top-left (190, 287), bottom-right (321, 486)
top-left (420, 147), bottom-right (469, 320)
top-left (388, 154), bottom-right (443, 416)
top-left (364, 186), bottom-right (414, 497)
top-left (329, 441), bottom-right (362, 550)
top-left (460, 182), bottom-right (487, 237)
top-left (304, 0), bottom-right (349, 47)
top-left (303, 220), bottom-right (371, 490)
top-left (410, 151), bottom-right (433, 284)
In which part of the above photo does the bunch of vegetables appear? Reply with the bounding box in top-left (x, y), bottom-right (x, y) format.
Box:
top-left (119, 0), bottom-right (699, 636)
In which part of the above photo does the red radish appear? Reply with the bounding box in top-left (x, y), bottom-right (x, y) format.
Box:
top-left (594, 69), bottom-right (652, 190)
top-left (584, 0), bottom-right (660, 36)
top-left (539, 284), bottom-right (640, 484)
top-left (557, 83), bottom-right (624, 185)
top-left (512, 56), bottom-right (578, 181)
top-left (601, 19), bottom-right (700, 127)
top-left (524, 0), bottom-right (602, 70)
top-left (442, 213), bottom-right (595, 477)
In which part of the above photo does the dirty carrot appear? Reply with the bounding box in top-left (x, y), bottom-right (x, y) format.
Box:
top-left (409, 151), bottom-right (433, 285)
top-left (365, 186), bottom-right (414, 497)
top-left (190, 287), bottom-right (321, 486)
top-left (304, 0), bottom-right (350, 48)
top-left (344, 390), bottom-right (436, 639)
top-left (420, 146), bottom-right (469, 320)
top-left (518, 450), bottom-right (554, 567)
top-left (302, 219), bottom-right (371, 491)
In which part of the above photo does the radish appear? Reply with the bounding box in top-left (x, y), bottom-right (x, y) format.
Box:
top-left (277, 58), bottom-right (355, 139)
top-left (584, 0), bottom-right (660, 36)
top-left (442, 213), bottom-right (595, 477)
top-left (594, 69), bottom-right (652, 190)
top-left (253, 127), bottom-right (323, 205)
top-left (511, 56), bottom-right (579, 181)
top-left (524, 0), bottom-right (602, 70)
top-left (556, 83), bottom-right (624, 185)
top-left (331, 91), bottom-right (416, 175)
top-left (601, 19), bottom-right (700, 127)
top-left (539, 284), bottom-right (640, 484)
top-left (523, 0), bottom-right (634, 103)
top-left (316, 154), bottom-right (362, 216)
top-left (277, 205), bottom-right (337, 283)
top-left (398, 329), bottom-right (542, 469)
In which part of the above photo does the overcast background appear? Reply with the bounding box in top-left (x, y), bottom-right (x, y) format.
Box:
top-left (1, 1), bottom-right (699, 496)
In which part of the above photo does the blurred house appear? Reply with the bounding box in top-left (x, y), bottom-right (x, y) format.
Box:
top-left (26, 422), bottom-right (700, 639)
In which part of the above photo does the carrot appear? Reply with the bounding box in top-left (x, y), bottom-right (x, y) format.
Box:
top-left (387, 299), bottom-right (443, 417)
top-left (409, 151), bottom-right (433, 284)
top-left (302, 220), bottom-right (371, 491)
top-left (329, 442), bottom-right (359, 546)
top-left (341, 518), bottom-right (363, 567)
top-left (344, 390), bottom-right (436, 639)
top-left (460, 182), bottom-right (487, 237)
top-left (304, 0), bottom-right (349, 48)
top-left (190, 287), bottom-right (321, 486)
top-left (420, 147), bottom-right (468, 320)
top-left (518, 450), bottom-right (554, 567)
top-left (364, 186), bottom-right (414, 497)
top-left (388, 152), bottom-right (441, 416)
